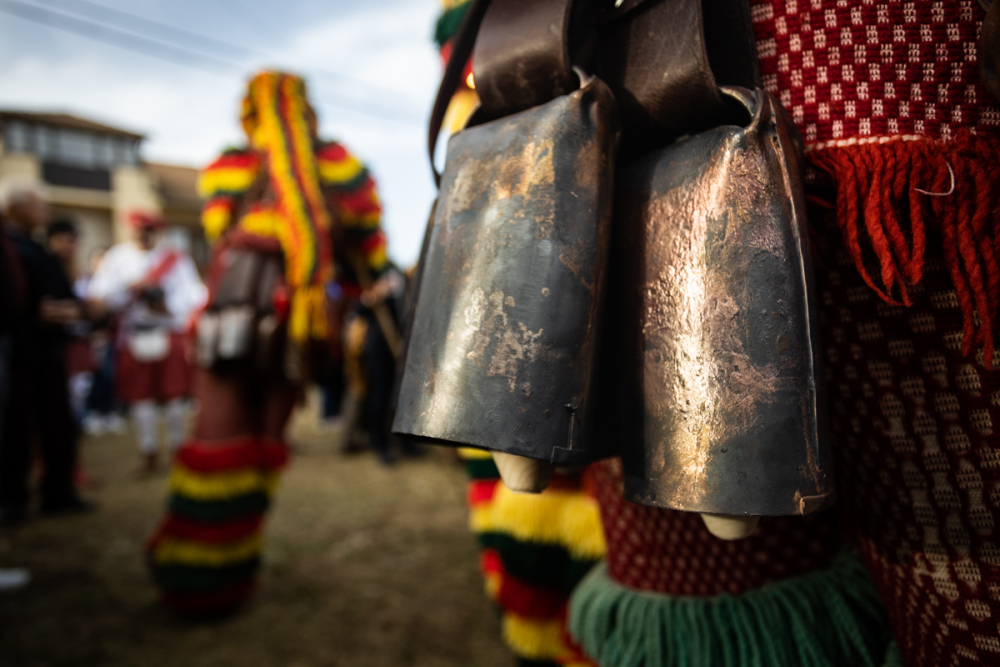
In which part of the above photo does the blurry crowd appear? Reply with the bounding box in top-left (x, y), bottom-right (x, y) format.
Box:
top-left (0, 174), bottom-right (413, 526)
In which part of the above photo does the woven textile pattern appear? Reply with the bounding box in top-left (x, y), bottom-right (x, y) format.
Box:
top-left (811, 205), bottom-right (1000, 667)
top-left (593, 459), bottom-right (843, 597)
top-left (749, 0), bottom-right (1000, 145)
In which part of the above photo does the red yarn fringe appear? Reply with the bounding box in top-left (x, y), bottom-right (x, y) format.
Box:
top-left (809, 130), bottom-right (1000, 368)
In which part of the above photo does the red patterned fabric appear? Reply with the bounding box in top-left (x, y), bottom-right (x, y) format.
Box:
top-left (745, 1), bottom-right (1000, 664)
top-left (749, 0), bottom-right (999, 145)
top-left (811, 205), bottom-right (1000, 667)
top-left (593, 459), bottom-right (843, 597)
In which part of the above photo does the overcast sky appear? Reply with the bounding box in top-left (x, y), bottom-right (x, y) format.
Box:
top-left (0, 0), bottom-right (442, 265)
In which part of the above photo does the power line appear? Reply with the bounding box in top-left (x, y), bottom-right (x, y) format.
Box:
top-left (0, 0), bottom-right (424, 126)
top-left (35, 0), bottom-right (259, 59)
top-left (30, 0), bottom-right (425, 108)
top-left (0, 0), bottom-right (236, 72)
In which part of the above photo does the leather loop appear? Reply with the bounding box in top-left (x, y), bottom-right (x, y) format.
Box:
top-left (472, 0), bottom-right (577, 122)
top-left (598, 0), bottom-right (760, 158)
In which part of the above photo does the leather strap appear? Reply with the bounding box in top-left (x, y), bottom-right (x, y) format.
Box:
top-left (472, 0), bottom-right (577, 122)
top-left (427, 0), bottom-right (493, 187)
top-left (597, 0), bottom-right (760, 158)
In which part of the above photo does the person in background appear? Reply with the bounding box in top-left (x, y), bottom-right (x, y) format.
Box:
top-left (87, 212), bottom-right (206, 472)
top-left (46, 220), bottom-right (93, 425)
top-left (74, 246), bottom-right (125, 435)
top-left (0, 202), bottom-right (31, 589)
top-left (146, 70), bottom-right (389, 613)
top-left (0, 178), bottom-right (92, 524)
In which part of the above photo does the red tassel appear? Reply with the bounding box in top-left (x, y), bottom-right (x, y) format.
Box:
top-left (809, 130), bottom-right (1000, 368)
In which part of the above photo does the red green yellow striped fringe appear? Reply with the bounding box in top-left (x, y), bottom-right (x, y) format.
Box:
top-left (459, 448), bottom-right (604, 666)
top-left (147, 437), bottom-right (288, 613)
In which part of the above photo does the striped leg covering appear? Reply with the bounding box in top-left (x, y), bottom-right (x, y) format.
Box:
top-left (147, 436), bottom-right (288, 613)
top-left (460, 448), bottom-right (605, 667)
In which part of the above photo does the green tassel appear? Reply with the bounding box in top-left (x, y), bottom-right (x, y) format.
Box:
top-left (568, 551), bottom-right (892, 667)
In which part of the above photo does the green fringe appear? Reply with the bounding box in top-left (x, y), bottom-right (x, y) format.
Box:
top-left (434, 2), bottom-right (472, 48)
top-left (568, 551), bottom-right (892, 667)
top-left (882, 642), bottom-right (902, 667)
top-left (464, 457), bottom-right (500, 480)
top-left (168, 492), bottom-right (270, 523)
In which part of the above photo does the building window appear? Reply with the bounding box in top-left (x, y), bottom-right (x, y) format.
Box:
top-left (42, 163), bottom-right (111, 190)
top-left (59, 130), bottom-right (95, 168)
top-left (3, 120), bottom-right (140, 169)
top-left (4, 120), bottom-right (30, 153)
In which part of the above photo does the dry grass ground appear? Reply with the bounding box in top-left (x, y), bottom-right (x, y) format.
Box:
top-left (0, 398), bottom-right (512, 667)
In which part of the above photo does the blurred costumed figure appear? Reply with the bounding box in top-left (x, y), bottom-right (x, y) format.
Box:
top-left (434, 4), bottom-right (605, 665)
top-left (88, 212), bottom-right (206, 471)
top-left (563, 3), bottom-right (1000, 667)
top-left (146, 70), bottom-right (388, 612)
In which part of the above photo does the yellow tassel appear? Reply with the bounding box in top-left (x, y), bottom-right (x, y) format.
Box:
top-left (318, 154), bottom-right (364, 185)
top-left (152, 533), bottom-right (263, 567)
top-left (458, 447), bottom-right (493, 461)
top-left (238, 207), bottom-right (282, 238)
top-left (288, 285), bottom-right (329, 344)
top-left (202, 205), bottom-right (232, 242)
top-left (469, 485), bottom-right (606, 561)
top-left (442, 89), bottom-right (479, 135)
top-left (197, 167), bottom-right (257, 199)
top-left (502, 612), bottom-right (566, 661)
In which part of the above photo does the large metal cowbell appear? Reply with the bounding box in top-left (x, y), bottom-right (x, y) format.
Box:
top-left (392, 77), bottom-right (618, 465)
top-left (609, 87), bottom-right (834, 516)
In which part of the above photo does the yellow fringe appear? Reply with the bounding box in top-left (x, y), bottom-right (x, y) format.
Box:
top-left (443, 88), bottom-right (479, 135)
top-left (238, 207), bottom-right (282, 238)
top-left (202, 204), bottom-right (232, 242)
top-left (469, 485), bottom-right (606, 561)
top-left (170, 464), bottom-right (280, 502)
top-left (152, 533), bottom-right (263, 567)
top-left (288, 284), bottom-right (329, 343)
top-left (197, 167), bottom-right (257, 199)
top-left (483, 569), bottom-right (502, 602)
top-left (502, 612), bottom-right (566, 661)
top-left (318, 154), bottom-right (364, 185)
top-left (365, 243), bottom-right (388, 271)
top-left (458, 447), bottom-right (493, 460)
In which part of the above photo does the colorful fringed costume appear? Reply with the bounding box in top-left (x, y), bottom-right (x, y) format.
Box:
top-left (460, 448), bottom-right (603, 667)
top-left (147, 71), bottom-right (387, 613)
top-left (562, 2), bottom-right (1000, 667)
top-left (435, 3), bottom-right (606, 664)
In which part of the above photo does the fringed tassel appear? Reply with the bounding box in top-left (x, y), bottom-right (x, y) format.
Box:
top-left (809, 130), bottom-right (1000, 367)
top-left (147, 437), bottom-right (288, 613)
top-left (568, 551), bottom-right (892, 667)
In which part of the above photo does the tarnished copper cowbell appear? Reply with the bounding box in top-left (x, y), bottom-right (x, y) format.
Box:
top-left (611, 87), bottom-right (834, 517)
top-left (392, 75), bottom-right (619, 465)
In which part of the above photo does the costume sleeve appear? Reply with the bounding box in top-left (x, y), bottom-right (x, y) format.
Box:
top-left (316, 141), bottom-right (389, 279)
top-left (197, 149), bottom-right (260, 242)
top-left (87, 246), bottom-right (131, 311)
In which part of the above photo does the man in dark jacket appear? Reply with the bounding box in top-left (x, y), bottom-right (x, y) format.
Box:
top-left (0, 179), bottom-right (91, 524)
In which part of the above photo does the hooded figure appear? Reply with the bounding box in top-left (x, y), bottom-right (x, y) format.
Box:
top-left (146, 71), bottom-right (388, 613)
